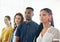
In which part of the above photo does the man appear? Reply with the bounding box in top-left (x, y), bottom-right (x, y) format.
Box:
top-left (15, 7), bottom-right (39, 42)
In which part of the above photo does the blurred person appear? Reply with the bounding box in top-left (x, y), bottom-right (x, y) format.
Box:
top-left (10, 13), bottom-right (24, 42)
top-left (1, 16), bottom-right (13, 42)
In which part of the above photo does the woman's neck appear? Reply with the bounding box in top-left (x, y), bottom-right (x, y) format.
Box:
top-left (43, 22), bottom-right (51, 29)
top-left (6, 24), bottom-right (11, 27)
top-left (16, 24), bottom-right (19, 27)
top-left (16, 23), bottom-right (21, 27)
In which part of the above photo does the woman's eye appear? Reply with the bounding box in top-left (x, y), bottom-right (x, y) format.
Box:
top-left (40, 14), bottom-right (46, 16)
top-left (43, 14), bottom-right (46, 16)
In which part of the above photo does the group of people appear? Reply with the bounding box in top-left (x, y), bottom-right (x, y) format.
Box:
top-left (0, 7), bottom-right (60, 42)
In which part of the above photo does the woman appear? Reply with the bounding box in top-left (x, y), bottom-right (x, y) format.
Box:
top-left (37, 8), bottom-right (60, 42)
top-left (1, 16), bottom-right (13, 42)
top-left (10, 13), bottom-right (24, 42)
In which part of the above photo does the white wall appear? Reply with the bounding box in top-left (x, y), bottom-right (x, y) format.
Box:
top-left (0, 0), bottom-right (60, 36)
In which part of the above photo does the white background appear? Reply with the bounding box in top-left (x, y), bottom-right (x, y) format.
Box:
top-left (0, 0), bottom-right (60, 36)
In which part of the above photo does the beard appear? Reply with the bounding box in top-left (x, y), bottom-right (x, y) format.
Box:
top-left (26, 17), bottom-right (31, 21)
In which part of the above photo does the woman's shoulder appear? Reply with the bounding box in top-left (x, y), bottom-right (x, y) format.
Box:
top-left (2, 27), bottom-right (5, 31)
top-left (48, 26), bottom-right (59, 33)
top-left (47, 26), bottom-right (59, 35)
top-left (8, 26), bottom-right (13, 31)
top-left (51, 27), bottom-right (59, 33)
top-left (48, 26), bottom-right (60, 39)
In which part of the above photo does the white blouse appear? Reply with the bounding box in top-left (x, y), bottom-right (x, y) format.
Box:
top-left (13, 28), bottom-right (17, 42)
top-left (37, 26), bottom-right (60, 42)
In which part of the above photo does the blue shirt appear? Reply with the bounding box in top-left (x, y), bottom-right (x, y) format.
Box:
top-left (15, 21), bottom-right (39, 42)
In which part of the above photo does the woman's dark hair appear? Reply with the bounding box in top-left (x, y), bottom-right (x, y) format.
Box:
top-left (36, 8), bottom-right (54, 39)
top-left (14, 13), bottom-right (24, 31)
top-left (35, 23), bottom-right (43, 38)
top-left (40, 8), bottom-right (54, 27)
top-left (5, 16), bottom-right (11, 24)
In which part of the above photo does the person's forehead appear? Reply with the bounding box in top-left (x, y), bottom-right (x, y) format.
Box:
top-left (26, 9), bottom-right (32, 12)
top-left (40, 10), bottom-right (49, 14)
top-left (4, 17), bottom-right (8, 19)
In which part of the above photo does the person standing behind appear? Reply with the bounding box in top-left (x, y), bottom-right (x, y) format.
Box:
top-left (10, 13), bottom-right (24, 42)
top-left (1, 16), bottom-right (13, 42)
top-left (15, 7), bottom-right (39, 42)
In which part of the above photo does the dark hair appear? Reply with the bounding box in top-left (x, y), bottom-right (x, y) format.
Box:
top-left (14, 13), bottom-right (24, 31)
top-left (36, 8), bottom-right (54, 39)
top-left (26, 7), bottom-right (34, 12)
top-left (40, 8), bottom-right (54, 27)
top-left (5, 16), bottom-right (11, 24)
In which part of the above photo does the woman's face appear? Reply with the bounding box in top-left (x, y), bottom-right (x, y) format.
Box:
top-left (15, 15), bottom-right (22, 25)
top-left (40, 10), bottom-right (51, 23)
top-left (4, 17), bottom-right (10, 25)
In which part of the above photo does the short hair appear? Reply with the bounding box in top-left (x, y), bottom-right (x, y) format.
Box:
top-left (26, 7), bottom-right (34, 11)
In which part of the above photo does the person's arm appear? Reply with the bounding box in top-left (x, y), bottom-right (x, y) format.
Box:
top-left (52, 39), bottom-right (59, 42)
top-left (15, 36), bottom-right (20, 42)
top-left (52, 28), bottom-right (60, 42)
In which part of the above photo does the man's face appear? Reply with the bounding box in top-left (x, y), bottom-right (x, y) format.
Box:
top-left (25, 9), bottom-right (33, 20)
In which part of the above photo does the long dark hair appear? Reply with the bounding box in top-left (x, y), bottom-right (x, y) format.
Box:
top-left (36, 8), bottom-right (54, 38)
top-left (13, 13), bottom-right (24, 31)
top-left (40, 8), bottom-right (54, 27)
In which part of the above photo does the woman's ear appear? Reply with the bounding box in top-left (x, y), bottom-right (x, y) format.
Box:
top-left (49, 15), bottom-right (52, 22)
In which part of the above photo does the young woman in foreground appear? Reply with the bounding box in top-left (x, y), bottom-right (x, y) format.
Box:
top-left (37, 8), bottom-right (60, 42)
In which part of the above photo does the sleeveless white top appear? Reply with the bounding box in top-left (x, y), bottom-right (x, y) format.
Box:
top-left (37, 26), bottom-right (60, 42)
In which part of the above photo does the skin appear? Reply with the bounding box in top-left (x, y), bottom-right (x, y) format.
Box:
top-left (4, 17), bottom-right (11, 27)
top-left (25, 9), bottom-right (34, 22)
top-left (15, 15), bottom-right (22, 26)
top-left (15, 9), bottom-right (34, 42)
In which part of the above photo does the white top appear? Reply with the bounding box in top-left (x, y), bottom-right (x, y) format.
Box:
top-left (37, 26), bottom-right (60, 42)
top-left (13, 28), bottom-right (17, 42)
